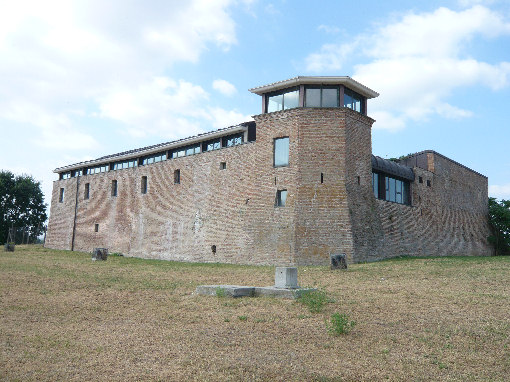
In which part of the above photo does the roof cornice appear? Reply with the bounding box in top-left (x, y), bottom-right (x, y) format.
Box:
top-left (249, 76), bottom-right (379, 99)
top-left (53, 123), bottom-right (249, 173)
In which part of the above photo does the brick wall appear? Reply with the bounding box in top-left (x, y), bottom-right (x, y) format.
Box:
top-left (45, 108), bottom-right (492, 264)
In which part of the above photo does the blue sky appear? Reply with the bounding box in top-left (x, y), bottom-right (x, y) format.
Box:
top-left (1, 0), bottom-right (509, 209)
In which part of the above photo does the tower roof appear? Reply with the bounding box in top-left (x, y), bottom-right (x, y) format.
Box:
top-left (249, 76), bottom-right (379, 99)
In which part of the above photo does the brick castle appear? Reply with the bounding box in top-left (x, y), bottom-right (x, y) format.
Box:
top-left (45, 76), bottom-right (493, 264)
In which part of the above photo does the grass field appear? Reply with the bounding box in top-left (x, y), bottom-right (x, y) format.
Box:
top-left (1, 246), bottom-right (509, 381)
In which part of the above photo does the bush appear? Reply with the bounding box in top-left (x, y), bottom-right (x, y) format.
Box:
top-left (326, 313), bottom-right (356, 336)
top-left (298, 289), bottom-right (331, 313)
top-left (488, 198), bottom-right (510, 255)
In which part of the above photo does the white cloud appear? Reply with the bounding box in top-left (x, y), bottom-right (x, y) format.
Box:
top-left (213, 79), bottom-right (238, 96)
top-left (317, 25), bottom-right (340, 34)
top-left (305, 43), bottom-right (356, 72)
top-left (0, 0), bottom-right (241, 149)
top-left (304, 5), bottom-right (510, 131)
top-left (458, 0), bottom-right (496, 7)
top-left (206, 107), bottom-right (253, 129)
top-left (489, 184), bottom-right (510, 199)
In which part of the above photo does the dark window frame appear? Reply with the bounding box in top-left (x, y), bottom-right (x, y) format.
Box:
top-left (372, 171), bottom-right (411, 206)
top-left (273, 136), bottom-right (290, 168)
top-left (111, 180), bottom-right (118, 197)
top-left (84, 183), bottom-right (90, 200)
top-left (141, 176), bottom-right (147, 194)
top-left (174, 169), bottom-right (180, 184)
top-left (59, 188), bottom-right (64, 203)
top-left (275, 189), bottom-right (288, 207)
top-left (266, 86), bottom-right (300, 113)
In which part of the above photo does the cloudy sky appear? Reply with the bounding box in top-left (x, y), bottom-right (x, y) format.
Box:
top-left (1, 0), bottom-right (509, 212)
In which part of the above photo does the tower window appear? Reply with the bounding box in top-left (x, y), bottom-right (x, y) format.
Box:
top-left (84, 183), bottom-right (90, 199)
top-left (174, 169), bottom-right (180, 184)
top-left (275, 189), bottom-right (288, 207)
top-left (274, 137), bottom-right (289, 167)
top-left (141, 176), bottom-right (147, 194)
top-left (111, 180), bottom-right (118, 197)
top-left (59, 188), bottom-right (64, 203)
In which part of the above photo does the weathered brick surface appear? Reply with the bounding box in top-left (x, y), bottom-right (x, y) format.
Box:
top-left (45, 108), bottom-right (492, 264)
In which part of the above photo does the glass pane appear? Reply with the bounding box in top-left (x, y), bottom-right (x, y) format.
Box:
top-left (372, 173), bottom-right (378, 198)
top-left (403, 182), bottom-right (410, 205)
top-left (396, 179), bottom-right (402, 204)
top-left (234, 136), bottom-right (242, 145)
top-left (389, 178), bottom-right (396, 202)
top-left (353, 94), bottom-right (361, 112)
top-left (274, 137), bottom-right (289, 167)
top-left (305, 88), bottom-right (321, 107)
top-left (344, 91), bottom-right (353, 109)
top-left (214, 141), bottom-right (220, 149)
top-left (278, 190), bottom-right (287, 207)
top-left (267, 94), bottom-right (283, 112)
top-left (283, 90), bottom-right (299, 110)
top-left (322, 88), bottom-right (338, 107)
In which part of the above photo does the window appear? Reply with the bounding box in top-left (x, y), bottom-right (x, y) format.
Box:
top-left (267, 87), bottom-right (299, 112)
top-left (171, 144), bottom-right (199, 158)
top-left (71, 169), bottom-right (82, 177)
top-left (59, 188), bottom-right (64, 203)
top-left (274, 137), bottom-right (289, 167)
top-left (275, 189), bottom-right (288, 207)
top-left (84, 183), bottom-right (90, 199)
top-left (203, 139), bottom-right (221, 152)
top-left (372, 172), bottom-right (379, 198)
top-left (142, 151), bottom-right (166, 165)
top-left (141, 176), bottom-right (147, 194)
top-left (419, 176), bottom-right (423, 183)
top-left (427, 180), bottom-right (431, 187)
top-left (222, 133), bottom-right (243, 148)
top-left (373, 171), bottom-right (410, 205)
top-left (344, 87), bottom-right (363, 113)
top-left (174, 169), bottom-right (180, 184)
top-left (87, 165), bottom-right (109, 175)
top-left (113, 159), bottom-right (137, 170)
top-left (94, 224), bottom-right (99, 232)
top-left (60, 172), bottom-right (71, 180)
top-left (305, 86), bottom-right (339, 107)
top-left (220, 162), bottom-right (226, 170)
top-left (111, 180), bottom-right (118, 197)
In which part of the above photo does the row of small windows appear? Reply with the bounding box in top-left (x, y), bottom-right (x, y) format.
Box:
top-left (59, 133), bottom-right (245, 180)
top-left (58, 170), bottom-right (181, 202)
top-left (266, 85), bottom-right (365, 114)
top-left (372, 172), bottom-right (411, 205)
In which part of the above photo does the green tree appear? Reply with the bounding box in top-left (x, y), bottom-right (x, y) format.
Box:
top-left (0, 170), bottom-right (47, 244)
top-left (488, 197), bottom-right (510, 256)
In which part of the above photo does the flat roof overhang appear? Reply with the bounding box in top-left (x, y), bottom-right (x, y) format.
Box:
top-left (249, 76), bottom-right (379, 99)
top-left (53, 123), bottom-right (250, 173)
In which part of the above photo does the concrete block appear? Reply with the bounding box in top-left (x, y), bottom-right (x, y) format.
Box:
top-left (330, 253), bottom-right (347, 270)
top-left (195, 285), bottom-right (255, 298)
top-left (274, 267), bottom-right (298, 289)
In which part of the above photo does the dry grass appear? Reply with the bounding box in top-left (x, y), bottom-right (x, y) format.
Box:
top-left (1, 246), bottom-right (509, 381)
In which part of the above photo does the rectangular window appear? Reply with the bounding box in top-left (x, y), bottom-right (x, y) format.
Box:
top-left (305, 86), bottom-right (339, 108)
top-left (174, 169), bottom-right (180, 184)
top-left (111, 180), bottom-right (117, 197)
top-left (375, 171), bottom-right (410, 205)
top-left (59, 188), bottom-right (64, 203)
top-left (274, 137), bottom-right (290, 167)
top-left (372, 173), bottom-right (379, 198)
top-left (84, 183), bottom-right (90, 199)
top-left (203, 139), bottom-right (221, 152)
top-left (222, 133), bottom-right (244, 148)
top-left (94, 224), bottom-right (99, 232)
top-left (220, 162), bottom-right (226, 170)
top-left (344, 87), bottom-right (364, 114)
top-left (427, 180), bottom-right (431, 187)
top-left (275, 189), bottom-right (288, 207)
top-left (267, 87), bottom-right (299, 112)
top-left (141, 176), bottom-right (147, 194)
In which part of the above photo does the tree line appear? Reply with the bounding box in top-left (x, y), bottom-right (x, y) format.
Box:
top-left (1, 170), bottom-right (47, 244)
